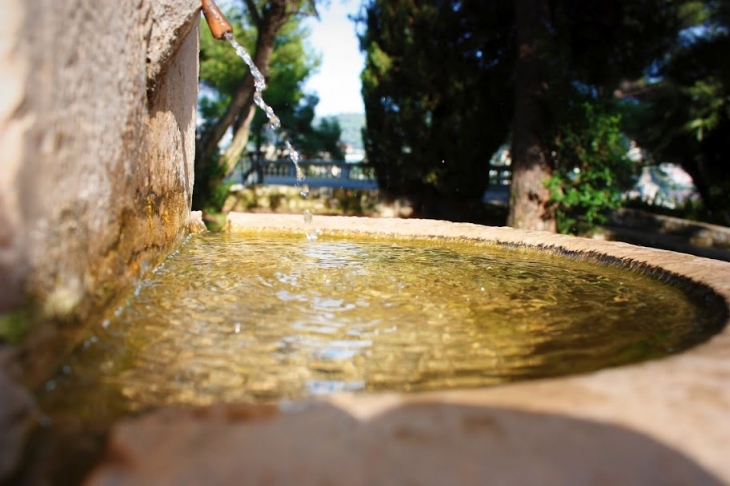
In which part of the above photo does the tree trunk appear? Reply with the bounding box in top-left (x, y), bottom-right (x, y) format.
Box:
top-left (507, 0), bottom-right (556, 232)
top-left (221, 103), bottom-right (257, 176)
top-left (194, 0), bottom-right (289, 183)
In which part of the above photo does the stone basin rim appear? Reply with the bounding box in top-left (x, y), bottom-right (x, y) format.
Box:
top-left (223, 212), bottom-right (730, 374)
top-left (224, 214), bottom-right (729, 344)
top-left (224, 212), bottom-right (730, 310)
top-left (220, 212), bottom-right (730, 480)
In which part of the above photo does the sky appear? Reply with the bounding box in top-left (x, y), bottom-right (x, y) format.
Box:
top-left (303, 1), bottom-right (365, 116)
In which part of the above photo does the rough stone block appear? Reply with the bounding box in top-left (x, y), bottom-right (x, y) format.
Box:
top-left (0, 0), bottom-right (201, 479)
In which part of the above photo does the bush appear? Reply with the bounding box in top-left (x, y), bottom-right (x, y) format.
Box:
top-left (192, 152), bottom-right (231, 215)
top-left (546, 102), bottom-right (636, 235)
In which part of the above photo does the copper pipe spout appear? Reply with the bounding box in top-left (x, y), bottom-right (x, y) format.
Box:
top-left (201, 0), bottom-right (233, 40)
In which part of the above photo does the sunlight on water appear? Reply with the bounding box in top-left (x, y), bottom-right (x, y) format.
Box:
top-left (40, 233), bottom-right (723, 421)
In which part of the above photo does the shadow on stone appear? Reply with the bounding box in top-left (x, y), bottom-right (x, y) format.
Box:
top-left (85, 400), bottom-right (723, 486)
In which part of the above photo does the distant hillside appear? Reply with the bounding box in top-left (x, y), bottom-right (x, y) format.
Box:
top-left (316, 112), bottom-right (365, 151)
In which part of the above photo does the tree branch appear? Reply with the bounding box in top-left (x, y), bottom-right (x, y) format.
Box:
top-left (244, 0), bottom-right (262, 28)
top-left (308, 0), bottom-right (319, 19)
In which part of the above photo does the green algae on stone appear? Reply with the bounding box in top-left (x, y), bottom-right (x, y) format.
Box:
top-left (0, 310), bottom-right (32, 344)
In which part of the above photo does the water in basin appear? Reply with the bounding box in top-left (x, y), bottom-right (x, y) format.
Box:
top-left (40, 232), bottom-right (724, 420)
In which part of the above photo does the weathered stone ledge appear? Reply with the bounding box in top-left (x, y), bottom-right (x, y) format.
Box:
top-left (0, 0), bottom-right (201, 481)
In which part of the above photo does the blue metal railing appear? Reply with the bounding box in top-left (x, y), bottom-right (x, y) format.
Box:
top-left (231, 159), bottom-right (379, 189)
top-left (229, 158), bottom-right (512, 193)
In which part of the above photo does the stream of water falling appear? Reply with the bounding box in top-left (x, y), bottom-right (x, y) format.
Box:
top-left (224, 33), bottom-right (317, 240)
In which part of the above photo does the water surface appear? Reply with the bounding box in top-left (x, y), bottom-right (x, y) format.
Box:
top-left (40, 233), bottom-right (723, 420)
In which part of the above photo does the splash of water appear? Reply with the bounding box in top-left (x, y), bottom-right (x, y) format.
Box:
top-left (285, 140), bottom-right (305, 187)
top-left (224, 33), bottom-right (280, 128)
top-left (224, 33), bottom-right (317, 239)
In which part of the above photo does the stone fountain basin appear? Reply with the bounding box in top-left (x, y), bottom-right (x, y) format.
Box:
top-left (88, 213), bottom-right (730, 486)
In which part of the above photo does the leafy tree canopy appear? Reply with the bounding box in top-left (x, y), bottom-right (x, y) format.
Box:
top-left (195, 2), bottom-right (347, 212)
top-left (626, 0), bottom-right (730, 223)
top-left (530, 0), bottom-right (687, 232)
top-left (199, 10), bottom-right (321, 140)
top-left (359, 0), bottom-right (686, 226)
top-left (359, 0), bottom-right (515, 209)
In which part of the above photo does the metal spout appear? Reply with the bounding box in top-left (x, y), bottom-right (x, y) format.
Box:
top-left (201, 0), bottom-right (233, 40)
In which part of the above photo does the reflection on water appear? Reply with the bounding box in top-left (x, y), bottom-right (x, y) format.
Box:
top-left (40, 233), bottom-right (723, 421)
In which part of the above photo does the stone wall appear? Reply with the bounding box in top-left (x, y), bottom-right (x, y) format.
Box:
top-left (0, 0), bottom-right (199, 362)
top-left (0, 0), bottom-right (200, 478)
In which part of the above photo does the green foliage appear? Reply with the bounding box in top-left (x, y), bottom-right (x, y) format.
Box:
top-left (505, 0), bottom-right (688, 230)
top-left (546, 102), bottom-right (635, 234)
top-left (192, 152), bottom-right (231, 214)
top-left (195, 4), bottom-right (338, 213)
top-left (626, 0), bottom-right (730, 223)
top-left (198, 12), bottom-right (256, 126)
top-left (359, 0), bottom-right (515, 202)
top-left (548, 0), bottom-right (684, 89)
top-left (199, 12), bottom-right (321, 130)
top-left (301, 116), bottom-right (345, 160)
top-left (0, 310), bottom-right (31, 344)
top-left (359, 0), bottom-right (687, 227)
top-left (249, 19), bottom-right (322, 134)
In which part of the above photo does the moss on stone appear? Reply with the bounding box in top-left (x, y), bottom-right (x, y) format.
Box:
top-left (0, 309), bottom-right (31, 344)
